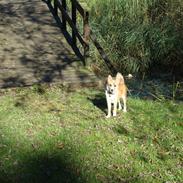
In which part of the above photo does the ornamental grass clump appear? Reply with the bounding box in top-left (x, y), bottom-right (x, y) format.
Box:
top-left (87, 0), bottom-right (183, 74)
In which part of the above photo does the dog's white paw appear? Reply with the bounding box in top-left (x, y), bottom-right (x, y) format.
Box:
top-left (113, 112), bottom-right (117, 117)
top-left (123, 109), bottom-right (127, 113)
top-left (106, 114), bottom-right (111, 118)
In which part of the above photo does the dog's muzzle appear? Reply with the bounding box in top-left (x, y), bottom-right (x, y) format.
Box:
top-left (107, 90), bottom-right (114, 95)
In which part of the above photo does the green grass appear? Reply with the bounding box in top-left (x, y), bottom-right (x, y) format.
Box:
top-left (0, 85), bottom-right (182, 183)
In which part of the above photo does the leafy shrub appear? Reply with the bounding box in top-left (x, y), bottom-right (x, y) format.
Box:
top-left (86, 0), bottom-right (183, 74)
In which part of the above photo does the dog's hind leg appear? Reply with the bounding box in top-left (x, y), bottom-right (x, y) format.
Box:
top-left (113, 99), bottom-right (118, 116)
top-left (118, 99), bottom-right (122, 110)
top-left (122, 96), bottom-right (127, 112)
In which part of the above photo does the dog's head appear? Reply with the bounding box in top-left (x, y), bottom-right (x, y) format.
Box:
top-left (106, 73), bottom-right (125, 94)
top-left (106, 75), bottom-right (117, 94)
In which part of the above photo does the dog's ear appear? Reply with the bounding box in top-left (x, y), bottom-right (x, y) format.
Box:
top-left (107, 75), bottom-right (113, 83)
top-left (116, 72), bottom-right (124, 84)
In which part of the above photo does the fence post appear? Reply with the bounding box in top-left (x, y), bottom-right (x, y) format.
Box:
top-left (71, 0), bottom-right (77, 46)
top-left (61, 0), bottom-right (67, 30)
top-left (83, 11), bottom-right (90, 60)
top-left (54, 0), bottom-right (58, 16)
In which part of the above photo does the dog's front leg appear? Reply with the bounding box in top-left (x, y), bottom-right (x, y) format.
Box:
top-left (113, 99), bottom-right (118, 116)
top-left (106, 95), bottom-right (111, 118)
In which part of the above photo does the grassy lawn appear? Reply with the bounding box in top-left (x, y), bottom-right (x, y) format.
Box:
top-left (0, 85), bottom-right (182, 183)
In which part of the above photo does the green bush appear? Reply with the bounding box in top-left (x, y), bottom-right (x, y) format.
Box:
top-left (86, 0), bottom-right (183, 74)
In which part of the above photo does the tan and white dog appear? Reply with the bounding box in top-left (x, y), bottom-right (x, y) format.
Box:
top-left (105, 73), bottom-right (127, 118)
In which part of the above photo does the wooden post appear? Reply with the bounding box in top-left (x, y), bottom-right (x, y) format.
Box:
top-left (54, 0), bottom-right (58, 16)
top-left (71, 0), bottom-right (77, 47)
top-left (61, 0), bottom-right (67, 30)
top-left (83, 11), bottom-right (90, 59)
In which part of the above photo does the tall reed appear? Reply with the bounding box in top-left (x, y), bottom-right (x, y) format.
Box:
top-left (86, 0), bottom-right (183, 74)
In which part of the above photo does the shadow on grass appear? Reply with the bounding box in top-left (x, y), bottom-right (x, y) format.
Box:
top-left (0, 152), bottom-right (86, 183)
top-left (87, 93), bottom-right (107, 114)
top-left (0, 149), bottom-right (146, 183)
top-left (113, 125), bottom-right (130, 136)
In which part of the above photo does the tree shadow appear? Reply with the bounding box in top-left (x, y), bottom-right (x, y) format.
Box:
top-left (0, 0), bottom-right (88, 88)
top-left (0, 137), bottom-right (146, 183)
top-left (0, 152), bottom-right (86, 183)
top-left (1, 76), bottom-right (26, 88)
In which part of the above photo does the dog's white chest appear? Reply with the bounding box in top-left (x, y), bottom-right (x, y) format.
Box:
top-left (106, 91), bottom-right (116, 103)
top-left (109, 94), bottom-right (115, 102)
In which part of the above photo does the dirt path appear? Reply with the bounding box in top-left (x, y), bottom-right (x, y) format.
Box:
top-left (0, 0), bottom-right (96, 88)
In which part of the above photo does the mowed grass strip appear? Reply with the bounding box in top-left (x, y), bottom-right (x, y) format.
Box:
top-left (0, 85), bottom-right (182, 183)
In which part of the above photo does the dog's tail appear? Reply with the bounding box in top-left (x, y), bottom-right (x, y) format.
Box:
top-left (116, 72), bottom-right (125, 84)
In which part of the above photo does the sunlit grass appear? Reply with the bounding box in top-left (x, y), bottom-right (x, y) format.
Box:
top-left (0, 85), bottom-right (182, 182)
